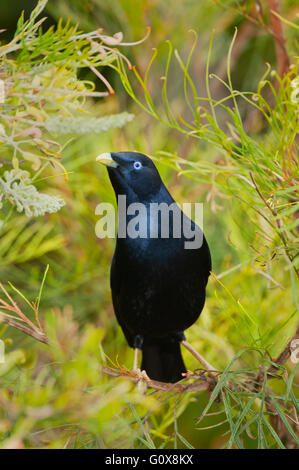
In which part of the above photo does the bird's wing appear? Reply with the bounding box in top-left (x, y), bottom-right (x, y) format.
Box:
top-left (110, 246), bottom-right (135, 346)
top-left (201, 235), bottom-right (212, 284)
top-left (110, 247), bottom-right (123, 320)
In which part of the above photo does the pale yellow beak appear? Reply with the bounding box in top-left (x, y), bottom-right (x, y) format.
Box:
top-left (96, 152), bottom-right (118, 168)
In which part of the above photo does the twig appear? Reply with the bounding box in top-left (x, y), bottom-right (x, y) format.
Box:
top-left (249, 172), bottom-right (273, 212)
top-left (255, 326), bottom-right (299, 387)
top-left (0, 282), bottom-right (49, 345)
top-left (249, 173), bottom-right (298, 278)
top-left (251, 263), bottom-right (285, 290)
top-left (267, 326), bottom-right (299, 375)
top-left (82, 59), bottom-right (115, 95)
top-left (181, 339), bottom-right (218, 376)
top-left (0, 159), bottom-right (26, 165)
top-left (103, 326), bottom-right (299, 396)
top-left (267, 0), bottom-right (290, 78)
top-left (0, 314), bottom-right (49, 344)
top-left (77, 50), bottom-right (115, 95)
top-left (101, 365), bottom-right (212, 393)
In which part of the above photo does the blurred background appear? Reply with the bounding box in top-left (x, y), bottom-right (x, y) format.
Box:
top-left (0, 0), bottom-right (298, 449)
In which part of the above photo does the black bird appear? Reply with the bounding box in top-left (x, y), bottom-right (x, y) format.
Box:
top-left (96, 151), bottom-right (211, 383)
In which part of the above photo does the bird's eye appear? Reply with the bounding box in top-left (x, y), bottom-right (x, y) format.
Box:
top-left (133, 161), bottom-right (142, 170)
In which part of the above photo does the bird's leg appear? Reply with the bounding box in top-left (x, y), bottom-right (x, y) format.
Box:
top-left (132, 335), bottom-right (150, 384)
top-left (133, 347), bottom-right (141, 371)
top-left (181, 340), bottom-right (217, 376)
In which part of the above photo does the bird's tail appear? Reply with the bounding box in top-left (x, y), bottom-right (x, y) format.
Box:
top-left (141, 338), bottom-right (186, 383)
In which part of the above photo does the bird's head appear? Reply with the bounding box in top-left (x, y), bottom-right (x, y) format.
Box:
top-left (96, 151), bottom-right (163, 202)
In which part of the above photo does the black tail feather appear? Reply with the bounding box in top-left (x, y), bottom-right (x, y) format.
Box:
top-left (141, 339), bottom-right (186, 383)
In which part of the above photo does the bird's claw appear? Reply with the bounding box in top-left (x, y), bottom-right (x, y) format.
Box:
top-left (133, 367), bottom-right (150, 382)
top-left (132, 368), bottom-right (150, 392)
top-left (182, 370), bottom-right (195, 378)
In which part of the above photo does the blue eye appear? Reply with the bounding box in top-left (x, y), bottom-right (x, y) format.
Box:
top-left (133, 161), bottom-right (142, 170)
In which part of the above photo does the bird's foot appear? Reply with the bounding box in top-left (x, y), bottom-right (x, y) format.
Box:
top-left (130, 345), bottom-right (150, 391)
top-left (182, 370), bottom-right (196, 379)
top-left (132, 367), bottom-right (150, 393)
top-left (133, 367), bottom-right (150, 381)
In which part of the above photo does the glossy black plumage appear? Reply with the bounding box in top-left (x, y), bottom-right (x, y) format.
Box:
top-left (101, 152), bottom-right (211, 383)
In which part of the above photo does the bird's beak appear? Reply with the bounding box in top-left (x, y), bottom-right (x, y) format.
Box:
top-left (96, 152), bottom-right (118, 168)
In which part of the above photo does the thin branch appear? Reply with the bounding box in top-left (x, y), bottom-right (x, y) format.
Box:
top-left (0, 314), bottom-right (49, 344)
top-left (249, 172), bottom-right (273, 212)
top-left (267, 326), bottom-right (299, 375)
top-left (255, 326), bottom-right (299, 388)
top-left (101, 365), bottom-right (212, 393)
top-left (102, 326), bottom-right (299, 397)
top-left (0, 282), bottom-right (49, 345)
top-left (250, 173), bottom-right (298, 278)
top-left (251, 263), bottom-right (285, 290)
top-left (181, 339), bottom-right (218, 375)
top-left (267, 0), bottom-right (290, 78)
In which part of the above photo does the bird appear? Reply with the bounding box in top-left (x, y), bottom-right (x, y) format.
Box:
top-left (96, 151), bottom-right (211, 383)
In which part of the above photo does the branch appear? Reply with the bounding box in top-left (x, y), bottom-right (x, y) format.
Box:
top-left (267, 326), bottom-right (299, 375)
top-left (0, 282), bottom-right (49, 345)
top-left (101, 365), bottom-right (215, 393)
top-left (103, 326), bottom-right (299, 394)
top-left (254, 326), bottom-right (299, 391)
top-left (0, 314), bottom-right (49, 344)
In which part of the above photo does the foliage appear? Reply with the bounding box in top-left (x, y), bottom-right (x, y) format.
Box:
top-left (0, 169), bottom-right (65, 216)
top-left (0, 0), bottom-right (298, 450)
top-left (0, 0), bottom-right (134, 223)
top-left (115, 31), bottom-right (299, 275)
